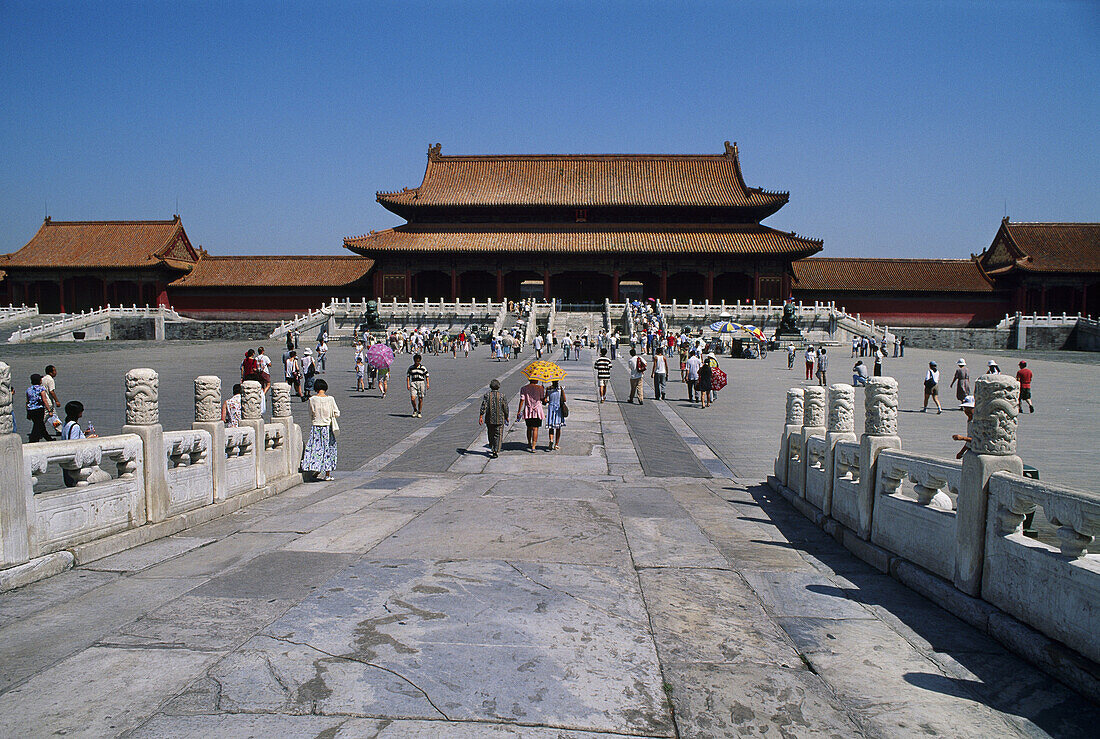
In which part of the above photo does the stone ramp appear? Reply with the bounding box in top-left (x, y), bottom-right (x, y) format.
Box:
top-left (0, 349), bottom-right (1097, 737)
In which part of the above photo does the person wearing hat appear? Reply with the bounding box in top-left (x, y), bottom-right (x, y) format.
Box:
top-left (478, 378), bottom-right (509, 458)
top-left (300, 348), bottom-right (317, 400)
top-left (952, 395), bottom-right (975, 458)
top-left (986, 360), bottom-right (1000, 374)
top-left (950, 358), bottom-right (971, 407)
top-left (922, 361), bottom-right (942, 413)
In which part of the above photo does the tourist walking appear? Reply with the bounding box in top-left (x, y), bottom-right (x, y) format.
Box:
top-left (517, 378), bottom-right (545, 452)
top-left (816, 348), bottom-right (828, 386)
top-left (950, 359), bottom-right (971, 407)
top-left (544, 380), bottom-right (566, 450)
top-left (241, 349), bottom-right (261, 383)
top-left (873, 349), bottom-right (883, 377)
top-left (355, 355), bottom-right (365, 391)
top-left (221, 384), bottom-right (243, 427)
top-left (922, 361), bottom-right (942, 413)
top-left (627, 349), bottom-right (646, 404)
top-left (42, 365), bottom-right (61, 435)
top-left (60, 401), bottom-right (98, 486)
top-left (301, 349), bottom-right (317, 400)
top-left (804, 345), bottom-right (816, 381)
top-left (651, 349), bottom-right (668, 400)
top-left (256, 347), bottom-right (272, 392)
top-left (317, 337), bottom-right (328, 373)
top-left (952, 395), bottom-right (976, 458)
top-left (698, 353), bottom-right (715, 408)
top-left (685, 350), bottom-right (702, 401)
top-left (1016, 361), bottom-right (1034, 413)
top-left (787, 345), bottom-right (795, 370)
top-left (285, 351), bottom-right (303, 398)
top-left (301, 379), bottom-right (339, 481)
top-left (594, 348), bottom-right (612, 403)
top-left (25, 374), bottom-right (52, 443)
top-left (406, 353), bottom-right (430, 418)
top-left (987, 360), bottom-right (1001, 374)
top-left (478, 378), bottom-right (509, 458)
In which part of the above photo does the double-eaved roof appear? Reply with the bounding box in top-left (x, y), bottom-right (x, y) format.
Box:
top-left (2, 217), bottom-right (197, 271)
top-left (980, 220), bottom-right (1100, 274)
top-left (793, 258), bottom-right (994, 293)
top-left (170, 255), bottom-right (374, 288)
top-left (377, 141), bottom-right (788, 212)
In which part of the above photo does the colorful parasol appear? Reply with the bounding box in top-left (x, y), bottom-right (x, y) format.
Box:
top-left (522, 360), bottom-right (566, 382)
top-left (739, 324), bottom-right (766, 340)
top-left (709, 320), bottom-right (743, 333)
top-left (711, 367), bottom-right (728, 392)
top-left (366, 343), bottom-right (395, 369)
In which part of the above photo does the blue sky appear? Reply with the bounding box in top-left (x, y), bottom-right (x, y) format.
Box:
top-left (1, 1), bottom-right (1096, 258)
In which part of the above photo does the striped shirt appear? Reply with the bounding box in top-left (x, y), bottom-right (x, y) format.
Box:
top-left (406, 364), bottom-right (430, 383)
top-left (593, 357), bottom-right (612, 380)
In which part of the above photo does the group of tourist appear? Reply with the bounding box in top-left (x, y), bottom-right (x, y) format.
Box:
top-left (20, 365), bottom-right (99, 469)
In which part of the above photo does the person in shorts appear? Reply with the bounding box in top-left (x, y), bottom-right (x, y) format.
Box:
top-left (593, 348), bottom-right (612, 403)
top-left (406, 354), bottom-right (430, 418)
top-left (1016, 361), bottom-right (1034, 413)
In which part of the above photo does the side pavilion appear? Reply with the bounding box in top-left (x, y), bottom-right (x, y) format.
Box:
top-left (344, 142), bottom-right (823, 303)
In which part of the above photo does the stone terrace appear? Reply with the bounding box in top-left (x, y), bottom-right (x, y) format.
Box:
top-left (0, 342), bottom-right (1098, 737)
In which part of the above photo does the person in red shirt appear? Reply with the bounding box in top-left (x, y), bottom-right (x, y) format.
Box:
top-left (1016, 361), bottom-right (1034, 413)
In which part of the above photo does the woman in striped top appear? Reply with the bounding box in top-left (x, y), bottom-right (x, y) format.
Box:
top-left (593, 348), bottom-right (612, 403)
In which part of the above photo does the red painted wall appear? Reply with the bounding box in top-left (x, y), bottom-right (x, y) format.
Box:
top-left (168, 289), bottom-right (369, 319)
top-left (792, 292), bottom-right (1011, 327)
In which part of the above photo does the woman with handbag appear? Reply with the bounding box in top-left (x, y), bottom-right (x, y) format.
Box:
top-left (302, 379), bottom-right (340, 480)
top-left (544, 380), bottom-right (566, 451)
top-left (922, 361), bottom-right (942, 414)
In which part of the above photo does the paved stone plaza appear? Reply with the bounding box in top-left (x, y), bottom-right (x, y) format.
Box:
top-left (1, 340), bottom-right (1098, 737)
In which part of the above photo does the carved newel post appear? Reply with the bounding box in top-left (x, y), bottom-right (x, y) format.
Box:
top-left (800, 387), bottom-right (826, 499)
top-left (270, 382), bottom-right (300, 479)
top-left (240, 380), bottom-right (266, 488)
top-left (776, 388), bottom-right (804, 485)
top-left (192, 376), bottom-right (227, 501)
top-left (955, 375), bottom-right (1023, 596)
top-left (0, 361), bottom-right (33, 567)
top-left (822, 384), bottom-right (857, 516)
top-left (122, 368), bottom-right (170, 523)
top-left (857, 377), bottom-right (900, 539)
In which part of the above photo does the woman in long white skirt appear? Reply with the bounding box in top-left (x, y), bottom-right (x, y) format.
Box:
top-left (301, 379), bottom-right (340, 480)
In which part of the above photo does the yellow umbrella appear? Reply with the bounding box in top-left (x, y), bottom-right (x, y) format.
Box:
top-left (522, 360), bottom-right (566, 382)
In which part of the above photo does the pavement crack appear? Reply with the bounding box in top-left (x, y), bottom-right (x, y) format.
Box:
top-left (503, 561), bottom-right (648, 627)
top-left (267, 635), bottom-right (450, 720)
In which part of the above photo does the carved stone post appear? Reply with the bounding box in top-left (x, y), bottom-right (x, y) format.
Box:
top-left (270, 382), bottom-right (298, 479)
top-left (191, 375), bottom-right (227, 501)
top-left (822, 384), bottom-right (857, 516)
top-left (775, 388), bottom-right (804, 486)
top-left (857, 377), bottom-right (900, 539)
top-left (240, 380), bottom-right (266, 488)
top-left (0, 362), bottom-right (33, 566)
top-left (800, 387), bottom-right (826, 498)
top-left (122, 368), bottom-right (169, 523)
top-left (955, 375), bottom-right (1023, 596)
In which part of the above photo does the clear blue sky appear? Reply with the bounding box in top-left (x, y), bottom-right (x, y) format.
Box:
top-left (1, 1), bottom-right (1096, 258)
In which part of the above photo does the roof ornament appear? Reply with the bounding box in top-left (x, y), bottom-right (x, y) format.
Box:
top-left (428, 143), bottom-right (442, 160)
top-left (724, 141), bottom-right (738, 158)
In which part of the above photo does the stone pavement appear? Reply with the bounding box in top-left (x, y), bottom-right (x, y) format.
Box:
top-left (1, 344), bottom-right (1098, 737)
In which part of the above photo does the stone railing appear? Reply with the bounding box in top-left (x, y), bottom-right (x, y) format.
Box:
top-left (0, 304), bottom-right (39, 322)
top-left (0, 364), bottom-right (304, 590)
top-left (7, 305), bottom-right (182, 343)
top-left (270, 299), bottom-right (505, 339)
top-left (770, 374), bottom-right (1100, 695)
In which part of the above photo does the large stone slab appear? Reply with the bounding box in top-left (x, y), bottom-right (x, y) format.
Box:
top-left (638, 568), bottom-right (802, 668)
top-left (778, 616), bottom-right (1032, 737)
top-left (133, 532), bottom-right (298, 579)
top-left (368, 496), bottom-right (632, 566)
top-left (243, 510), bottom-right (343, 533)
top-left (620, 516), bottom-right (728, 568)
top-left (0, 568), bottom-right (119, 629)
top-left (0, 575), bottom-right (204, 693)
top-left (363, 495), bottom-right (442, 515)
top-left (100, 595), bottom-right (292, 650)
top-left (663, 661), bottom-right (861, 738)
top-left (213, 558), bottom-right (673, 735)
top-left (83, 534), bottom-right (217, 573)
top-left (189, 550), bottom-right (357, 601)
top-left (741, 570), bottom-right (876, 620)
top-left (283, 511), bottom-right (417, 553)
top-left (299, 488), bottom-right (390, 514)
top-left (0, 645), bottom-right (216, 738)
top-left (486, 476), bottom-right (614, 502)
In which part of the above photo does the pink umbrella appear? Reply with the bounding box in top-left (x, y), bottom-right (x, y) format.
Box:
top-left (366, 343), bottom-right (395, 369)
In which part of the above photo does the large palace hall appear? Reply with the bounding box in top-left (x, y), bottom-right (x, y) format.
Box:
top-left (2, 142), bottom-right (1097, 324)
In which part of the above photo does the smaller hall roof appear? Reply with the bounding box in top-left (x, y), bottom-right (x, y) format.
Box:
top-left (792, 258), bottom-right (994, 293)
top-left (377, 142), bottom-right (789, 211)
top-left (982, 221), bottom-right (1100, 274)
top-left (2, 217), bottom-right (197, 270)
top-left (171, 255), bottom-right (374, 288)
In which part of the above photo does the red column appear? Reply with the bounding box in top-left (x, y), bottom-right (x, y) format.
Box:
top-left (752, 271), bottom-right (761, 301)
top-left (1039, 285), bottom-right (1047, 314)
top-left (58, 278), bottom-right (66, 313)
top-left (450, 268), bottom-right (458, 300)
top-left (1082, 283), bottom-right (1089, 316)
top-left (373, 270), bottom-right (382, 298)
top-left (659, 269), bottom-right (668, 302)
top-left (612, 269), bottom-right (621, 302)
top-left (543, 269), bottom-right (550, 300)
top-left (704, 270), bottom-right (714, 302)
top-left (405, 268), bottom-right (412, 299)
top-left (102, 280), bottom-right (109, 308)
top-left (156, 281), bottom-right (169, 307)
top-left (496, 268), bottom-right (504, 302)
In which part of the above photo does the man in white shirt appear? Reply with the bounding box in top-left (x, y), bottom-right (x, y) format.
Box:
top-left (627, 349), bottom-right (646, 404)
top-left (533, 334), bottom-right (543, 359)
top-left (651, 350), bottom-right (669, 400)
top-left (256, 347), bottom-right (273, 392)
top-left (685, 351), bottom-right (702, 402)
